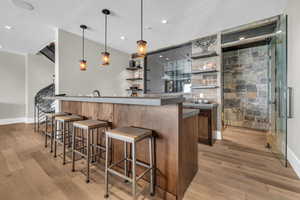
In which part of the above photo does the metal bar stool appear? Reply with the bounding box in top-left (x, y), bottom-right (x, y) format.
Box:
top-left (54, 115), bottom-right (83, 165)
top-left (104, 127), bottom-right (155, 199)
top-left (44, 112), bottom-right (69, 152)
top-left (71, 119), bottom-right (110, 183)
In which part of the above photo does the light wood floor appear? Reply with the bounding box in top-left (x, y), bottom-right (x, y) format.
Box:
top-left (0, 124), bottom-right (300, 200)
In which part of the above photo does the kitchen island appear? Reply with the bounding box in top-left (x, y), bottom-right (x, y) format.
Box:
top-left (46, 96), bottom-right (198, 200)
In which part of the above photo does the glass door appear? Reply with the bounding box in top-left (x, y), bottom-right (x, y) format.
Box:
top-left (268, 15), bottom-right (288, 166)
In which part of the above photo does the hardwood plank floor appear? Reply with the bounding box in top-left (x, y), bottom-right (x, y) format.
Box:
top-left (0, 124), bottom-right (299, 200)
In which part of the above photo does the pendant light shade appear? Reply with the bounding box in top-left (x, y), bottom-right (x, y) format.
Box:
top-left (80, 25), bottom-right (87, 71)
top-left (137, 0), bottom-right (147, 57)
top-left (101, 9), bottom-right (110, 66)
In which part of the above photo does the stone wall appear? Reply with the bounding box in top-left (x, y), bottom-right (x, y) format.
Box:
top-left (223, 45), bottom-right (270, 130)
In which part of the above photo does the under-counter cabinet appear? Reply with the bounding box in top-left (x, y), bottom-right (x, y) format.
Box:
top-left (184, 104), bottom-right (218, 146)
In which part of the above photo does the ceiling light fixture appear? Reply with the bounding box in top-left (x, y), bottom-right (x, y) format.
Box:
top-left (79, 25), bottom-right (88, 71)
top-left (159, 55), bottom-right (163, 58)
top-left (161, 19), bottom-right (168, 24)
top-left (4, 25), bottom-right (12, 30)
top-left (136, 0), bottom-right (147, 57)
top-left (11, 0), bottom-right (34, 11)
top-left (120, 36), bottom-right (126, 40)
top-left (101, 9), bottom-right (111, 66)
top-left (239, 37), bottom-right (245, 41)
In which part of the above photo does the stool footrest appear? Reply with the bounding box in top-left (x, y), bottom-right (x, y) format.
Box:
top-left (107, 168), bottom-right (132, 183)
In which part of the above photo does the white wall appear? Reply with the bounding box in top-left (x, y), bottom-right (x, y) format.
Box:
top-left (56, 29), bottom-right (130, 96)
top-left (0, 51), bottom-right (25, 121)
top-left (287, 0), bottom-right (300, 178)
top-left (25, 54), bottom-right (54, 121)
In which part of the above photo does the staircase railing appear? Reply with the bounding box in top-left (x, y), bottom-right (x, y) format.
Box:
top-left (34, 83), bottom-right (55, 132)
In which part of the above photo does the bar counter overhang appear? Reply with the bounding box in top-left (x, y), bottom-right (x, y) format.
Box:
top-left (45, 96), bottom-right (199, 200)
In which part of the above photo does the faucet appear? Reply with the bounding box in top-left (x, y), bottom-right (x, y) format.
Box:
top-left (92, 90), bottom-right (101, 97)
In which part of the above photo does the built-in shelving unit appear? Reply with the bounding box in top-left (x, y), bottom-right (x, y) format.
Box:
top-left (125, 54), bottom-right (145, 96)
top-left (190, 34), bottom-right (223, 132)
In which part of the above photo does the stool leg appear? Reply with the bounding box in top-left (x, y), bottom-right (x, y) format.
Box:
top-left (86, 128), bottom-right (91, 183)
top-left (63, 122), bottom-right (66, 165)
top-left (149, 136), bottom-right (155, 196)
top-left (50, 118), bottom-right (54, 153)
top-left (104, 135), bottom-right (109, 198)
top-left (54, 120), bottom-right (58, 158)
top-left (132, 142), bottom-right (137, 200)
top-left (72, 127), bottom-right (76, 172)
top-left (124, 142), bottom-right (129, 182)
top-left (45, 116), bottom-right (48, 148)
top-left (91, 129), bottom-right (95, 163)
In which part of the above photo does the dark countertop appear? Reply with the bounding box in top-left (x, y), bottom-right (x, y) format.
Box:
top-left (183, 109), bottom-right (200, 119)
top-left (44, 95), bottom-right (185, 106)
top-left (183, 102), bottom-right (219, 110)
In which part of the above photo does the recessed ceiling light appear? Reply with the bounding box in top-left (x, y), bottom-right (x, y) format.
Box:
top-left (120, 36), bottom-right (126, 40)
top-left (4, 25), bottom-right (12, 30)
top-left (239, 37), bottom-right (245, 41)
top-left (159, 55), bottom-right (163, 58)
top-left (166, 58), bottom-right (169, 60)
top-left (11, 0), bottom-right (34, 11)
top-left (161, 19), bottom-right (168, 24)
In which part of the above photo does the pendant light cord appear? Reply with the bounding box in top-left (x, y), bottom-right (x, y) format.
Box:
top-left (105, 14), bottom-right (107, 52)
top-left (141, 0), bottom-right (143, 40)
top-left (82, 28), bottom-right (85, 60)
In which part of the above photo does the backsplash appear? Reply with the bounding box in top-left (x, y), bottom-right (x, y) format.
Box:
top-left (223, 45), bottom-right (270, 130)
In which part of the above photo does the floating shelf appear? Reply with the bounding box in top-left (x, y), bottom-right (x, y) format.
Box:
top-left (126, 78), bottom-right (143, 81)
top-left (191, 52), bottom-right (218, 59)
top-left (191, 85), bottom-right (219, 89)
top-left (126, 88), bottom-right (143, 91)
top-left (126, 67), bottom-right (143, 71)
top-left (191, 69), bottom-right (219, 74)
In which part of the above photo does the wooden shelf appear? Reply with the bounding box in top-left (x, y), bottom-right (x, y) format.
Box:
top-left (191, 85), bottom-right (219, 89)
top-left (191, 69), bottom-right (218, 74)
top-left (126, 67), bottom-right (143, 71)
top-left (191, 52), bottom-right (218, 59)
top-left (126, 78), bottom-right (143, 81)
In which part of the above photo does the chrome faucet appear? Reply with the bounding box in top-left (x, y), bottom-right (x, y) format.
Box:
top-left (92, 90), bottom-right (101, 97)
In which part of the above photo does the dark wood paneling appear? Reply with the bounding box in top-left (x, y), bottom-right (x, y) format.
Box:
top-left (178, 114), bottom-right (199, 199)
top-left (61, 101), bottom-right (198, 200)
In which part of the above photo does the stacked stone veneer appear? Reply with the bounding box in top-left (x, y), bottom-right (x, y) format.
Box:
top-left (223, 45), bottom-right (270, 130)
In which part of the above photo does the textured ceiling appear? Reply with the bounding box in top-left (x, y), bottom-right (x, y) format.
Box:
top-left (0, 0), bottom-right (287, 55)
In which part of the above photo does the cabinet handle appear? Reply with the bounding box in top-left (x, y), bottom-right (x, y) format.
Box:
top-left (288, 87), bottom-right (294, 119)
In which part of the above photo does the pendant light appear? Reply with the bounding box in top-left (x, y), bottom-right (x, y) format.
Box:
top-left (79, 25), bottom-right (87, 71)
top-left (137, 0), bottom-right (147, 57)
top-left (101, 9), bottom-right (110, 66)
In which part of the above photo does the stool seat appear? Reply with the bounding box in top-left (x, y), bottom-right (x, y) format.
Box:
top-left (106, 127), bottom-right (152, 142)
top-left (56, 115), bottom-right (83, 122)
top-left (73, 120), bottom-right (108, 130)
top-left (45, 112), bottom-right (69, 119)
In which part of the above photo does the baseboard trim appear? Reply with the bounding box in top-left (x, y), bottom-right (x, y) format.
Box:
top-left (0, 118), bottom-right (26, 125)
top-left (25, 118), bottom-right (34, 124)
top-left (287, 146), bottom-right (300, 178)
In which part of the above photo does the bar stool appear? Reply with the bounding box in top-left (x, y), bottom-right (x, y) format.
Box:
top-left (71, 119), bottom-right (110, 183)
top-left (44, 112), bottom-right (69, 153)
top-left (54, 115), bottom-right (83, 165)
top-left (104, 127), bottom-right (155, 199)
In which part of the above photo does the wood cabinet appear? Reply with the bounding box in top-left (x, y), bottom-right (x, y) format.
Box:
top-left (184, 106), bottom-right (218, 146)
